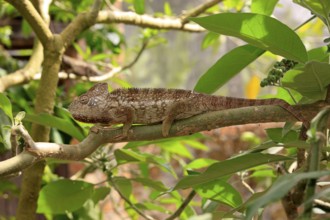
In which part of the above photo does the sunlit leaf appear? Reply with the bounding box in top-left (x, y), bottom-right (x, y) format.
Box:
top-left (185, 158), bottom-right (218, 170)
top-left (174, 153), bottom-right (291, 189)
top-left (194, 44), bottom-right (264, 94)
top-left (251, 0), bottom-right (278, 15)
top-left (191, 13), bottom-right (308, 63)
top-left (195, 179), bottom-right (242, 208)
top-left (164, 2), bottom-right (172, 16)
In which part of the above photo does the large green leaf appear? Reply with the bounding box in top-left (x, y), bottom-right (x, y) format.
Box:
top-left (194, 44), bottom-right (264, 93)
top-left (191, 13), bottom-right (308, 63)
top-left (174, 153), bottom-right (291, 189)
top-left (245, 171), bottom-right (330, 220)
top-left (251, 0), bottom-right (278, 15)
top-left (24, 113), bottom-right (85, 141)
top-left (282, 61), bottom-right (330, 100)
top-left (37, 179), bottom-right (94, 214)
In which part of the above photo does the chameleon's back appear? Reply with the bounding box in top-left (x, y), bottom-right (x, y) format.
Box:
top-left (109, 88), bottom-right (206, 124)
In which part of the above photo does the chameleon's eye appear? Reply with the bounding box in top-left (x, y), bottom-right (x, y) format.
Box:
top-left (79, 95), bottom-right (89, 104)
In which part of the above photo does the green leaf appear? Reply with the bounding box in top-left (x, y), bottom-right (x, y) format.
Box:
top-left (183, 139), bottom-right (208, 151)
top-left (201, 32), bottom-right (219, 49)
top-left (174, 153), bottom-right (291, 189)
top-left (0, 93), bottom-right (13, 123)
top-left (191, 13), bottom-right (308, 63)
top-left (282, 61), bottom-right (330, 100)
top-left (158, 141), bottom-right (193, 159)
top-left (112, 177), bottom-right (132, 198)
top-left (134, 0), bottom-right (145, 14)
top-left (307, 46), bottom-right (329, 62)
top-left (194, 44), bottom-right (264, 93)
top-left (114, 149), bottom-right (146, 164)
top-left (266, 128), bottom-right (299, 143)
top-left (251, 0), bottom-right (278, 15)
top-left (114, 149), bottom-right (171, 173)
top-left (91, 187), bottom-right (110, 204)
top-left (24, 113), bottom-right (85, 141)
top-left (195, 179), bottom-right (242, 208)
top-left (136, 202), bottom-right (169, 213)
top-left (124, 133), bottom-right (204, 149)
top-left (164, 2), bottom-right (172, 16)
top-left (185, 158), bottom-right (218, 170)
top-left (246, 171), bottom-right (330, 220)
top-left (37, 179), bottom-right (94, 214)
top-left (131, 178), bottom-right (168, 191)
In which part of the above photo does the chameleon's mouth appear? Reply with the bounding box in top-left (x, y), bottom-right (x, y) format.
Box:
top-left (71, 113), bottom-right (112, 124)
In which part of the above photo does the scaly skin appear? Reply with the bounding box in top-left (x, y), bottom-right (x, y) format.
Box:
top-left (68, 83), bottom-right (308, 136)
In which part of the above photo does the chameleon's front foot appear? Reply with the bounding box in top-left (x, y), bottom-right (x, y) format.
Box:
top-left (162, 119), bottom-right (172, 137)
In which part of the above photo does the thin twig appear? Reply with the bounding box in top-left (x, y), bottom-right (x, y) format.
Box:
top-left (122, 39), bottom-right (149, 70)
top-left (165, 190), bottom-right (196, 220)
top-left (109, 177), bottom-right (156, 220)
top-left (181, 0), bottom-right (224, 24)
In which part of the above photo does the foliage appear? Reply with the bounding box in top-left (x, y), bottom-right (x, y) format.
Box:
top-left (1, 0), bottom-right (330, 219)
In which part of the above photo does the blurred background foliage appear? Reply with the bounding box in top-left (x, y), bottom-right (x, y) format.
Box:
top-left (0, 0), bottom-right (330, 219)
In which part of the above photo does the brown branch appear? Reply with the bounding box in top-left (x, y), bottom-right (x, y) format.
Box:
top-left (4, 0), bottom-right (52, 46)
top-left (166, 190), bottom-right (196, 220)
top-left (61, 0), bottom-right (102, 49)
top-left (181, 0), bottom-right (224, 24)
top-left (0, 102), bottom-right (326, 177)
top-left (97, 10), bottom-right (205, 32)
top-left (122, 39), bottom-right (149, 70)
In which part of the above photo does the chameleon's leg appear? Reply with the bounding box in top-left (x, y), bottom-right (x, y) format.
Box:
top-left (120, 107), bottom-right (135, 137)
top-left (162, 101), bottom-right (190, 136)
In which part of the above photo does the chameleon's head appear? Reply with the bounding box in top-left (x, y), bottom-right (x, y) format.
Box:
top-left (68, 83), bottom-right (110, 123)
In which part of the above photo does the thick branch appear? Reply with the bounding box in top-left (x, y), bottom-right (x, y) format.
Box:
top-left (61, 0), bottom-right (101, 49)
top-left (0, 102), bottom-right (326, 177)
top-left (4, 0), bottom-right (52, 46)
top-left (97, 10), bottom-right (205, 32)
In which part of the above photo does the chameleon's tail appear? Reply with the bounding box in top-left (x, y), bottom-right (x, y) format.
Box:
top-left (204, 95), bottom-right (310, 129)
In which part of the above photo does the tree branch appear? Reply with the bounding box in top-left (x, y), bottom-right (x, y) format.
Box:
top-left (0, 102), bottom-right (325, 177)
top-left (181, 0), bottom-right (224, 24)
top-left (61, 0), bottom-right (102, 49)
top-left (4, 0), bottom-right (52, 46)
top-left (0, 40), bottom-right (43, 92)
top-left (97, 10), bottom-right (205, 32)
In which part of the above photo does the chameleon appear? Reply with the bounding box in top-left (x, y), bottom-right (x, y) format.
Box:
top-left (68, 83), bottom-right (308, 137)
